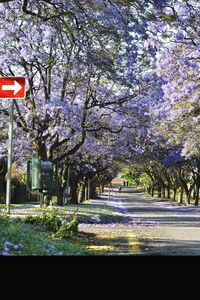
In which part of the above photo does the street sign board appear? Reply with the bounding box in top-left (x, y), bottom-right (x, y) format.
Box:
top-left (0, 77), bottom-right (26, 99)
top-left (1, 76), bottom-right (26, 212)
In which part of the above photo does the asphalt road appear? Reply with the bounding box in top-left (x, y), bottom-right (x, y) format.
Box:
top-left (80, 187), bottom-right (200, 256)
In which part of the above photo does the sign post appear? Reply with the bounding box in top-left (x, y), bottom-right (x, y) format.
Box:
top-left (6, 100), bottom-right (14, 213)
top-left (0, 77), bottom-right (26, 213)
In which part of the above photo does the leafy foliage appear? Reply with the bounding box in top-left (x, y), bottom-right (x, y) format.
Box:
top-left (24, 210), bottom-right (62, 232)
top-left (121, 167), bottom-right (141, 185)
top-left (24, 209), bottom-right (79, 239)
top-left (52, 216), bottom-right (79, 239)
top-left (0, 214), bottom-right (87, 256)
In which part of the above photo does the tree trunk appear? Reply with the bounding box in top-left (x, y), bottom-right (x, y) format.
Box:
top-left (151, 186), bottom-right (154, 197)
top-left (167, 187), bottom-right (171, 199)
top-left (187, 191), bottom-right (191, 205)
top-left (184, 192), bottom-right (190, 206)
top-left (90, 184), bottom-right (98, 199)
top-left (79, 182), bottom-right (86, 203)
top-left (85, 183), bottom-right (88, 201)
top-left (157, 184), bottom-right (162, 198)
top-left (147, 186), bottom-right (151, 194)
top-left (57, 187), bottom-right (64, 206)
top-left (193, 185), bottom-right (196, 200)
top-left (178, 187), bottom-right (184, 205)
top-left (57, 164), bottom-right (68, 206)
top-left (102, 185), bottom-right (104, 194)
top-left (184, 184), bottom-right (194, 205)
top-left (70, 179), bottom-right (79, 204)
top-left (194, 186), bottom-right (199, 206)
top-left (173, 188), bottom-right (177, 202)
top-left (162, 187), bottom-right (166, 199)
top-left (43, 194), bottom-right (52, 207)
top-left (99, 185), bottom-right (105, 194)
top-left (98, 185), bottom-right (101, 195)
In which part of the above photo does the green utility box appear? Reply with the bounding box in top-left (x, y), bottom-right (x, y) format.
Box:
top-left (32, 158), bottom-right (42, 190)
top-left (27, 158), bottom-right (58, 193)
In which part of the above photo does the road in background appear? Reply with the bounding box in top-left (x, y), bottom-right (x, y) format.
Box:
top-left (80, 187), bottom-right (200, 255)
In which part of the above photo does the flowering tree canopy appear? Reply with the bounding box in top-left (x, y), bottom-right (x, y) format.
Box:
top-left (0, 0), bottom-right (152, 162)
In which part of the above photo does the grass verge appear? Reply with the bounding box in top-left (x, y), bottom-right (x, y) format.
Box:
top-left (0, 198), bottom-right (126, 224)
top-left (0, 214), bottom-right (106, 256)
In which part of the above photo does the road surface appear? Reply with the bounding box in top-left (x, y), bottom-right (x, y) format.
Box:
top-left (79, 187), bottom-right (200, 255)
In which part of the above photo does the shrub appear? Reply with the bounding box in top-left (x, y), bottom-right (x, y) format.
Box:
top-left (24, 210), bottom-right (62, 232)
top-left (0, 213), bottom-right (10, 225)
top-left (52, 216), bottom-right (79, 239)
top-left (23, 210), bottom-right (79, 239)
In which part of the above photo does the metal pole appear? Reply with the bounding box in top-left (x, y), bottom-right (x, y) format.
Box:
top-left (65, 165), bottom-right (70, 204)
top-left (6, 99), bottom-right (14, 214)
top-left (85, 180), bottom-right (87, 201)
top-left (88, 178), bottom-right (90, 200)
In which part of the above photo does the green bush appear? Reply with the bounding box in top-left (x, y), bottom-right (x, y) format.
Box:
top-left (23, 210), bottom-right (79, 240)
top-left (0, 213), bottom-right (10, 225)
top-left (24, 210), bottom-right (62, 232)
top-left (52, 216), bottom-right (79, 239)
top-left (23, 215), bottom-right (38, 224)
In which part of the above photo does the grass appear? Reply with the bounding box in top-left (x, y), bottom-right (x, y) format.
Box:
top-left (0, 214), bottom-right (106, 256)
top-left (58, 200), bottom-right (125, 223)
top-left (0, 197), bottom-right (126, 224)
top-left (0, 191), bottom-right (136, 256)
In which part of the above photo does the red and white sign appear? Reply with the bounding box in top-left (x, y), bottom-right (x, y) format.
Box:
top-left (0, 77), bottom-right (26, 99)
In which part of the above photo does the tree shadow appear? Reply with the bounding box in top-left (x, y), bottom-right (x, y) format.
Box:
top-left (80, 233), bottom-right (142, 255)
top-left (142, 237), bottom-right (200, 256)
top-left (130, 215), bottom-right (200, 227)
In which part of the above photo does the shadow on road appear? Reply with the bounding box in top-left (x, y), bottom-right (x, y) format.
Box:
top-left (143, 238), bottom-right (200, 255)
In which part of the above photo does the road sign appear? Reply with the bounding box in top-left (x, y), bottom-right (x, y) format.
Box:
top-left (1, 77), bottom-right (26, 213)
top-left (0, 77), bottom-right (26, 99)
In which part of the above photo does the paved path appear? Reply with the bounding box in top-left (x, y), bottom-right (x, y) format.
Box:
top-left (80, 187), bottom-right (200, 255)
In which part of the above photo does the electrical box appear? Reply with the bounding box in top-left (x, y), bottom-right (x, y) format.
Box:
top-left (41, 160), bottom-right (53, 190)
top-left (27, 158), bottom-right (58, 193)
top-left (32, 158), bottom-right (42, 190)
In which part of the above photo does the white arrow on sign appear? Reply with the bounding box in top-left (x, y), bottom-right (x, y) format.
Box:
top-left (2, 80), bottom-right (22, 95)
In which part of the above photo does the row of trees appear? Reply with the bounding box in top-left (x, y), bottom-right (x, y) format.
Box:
top-left (145, 0), bottom-right (200, 205)
top-left (123, 155), bottom-right (200, 206)
top-left (123, 1), bottom-right (200, 206)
